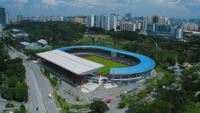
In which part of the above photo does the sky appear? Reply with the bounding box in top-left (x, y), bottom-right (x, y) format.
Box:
top-left (0, 0), bottom-right (200, 18)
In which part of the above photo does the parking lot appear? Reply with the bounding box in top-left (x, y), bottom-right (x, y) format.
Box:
top-left (53, 69), bottom-right (157, 113)
top-left (56, 78), bottom-right (145, 112)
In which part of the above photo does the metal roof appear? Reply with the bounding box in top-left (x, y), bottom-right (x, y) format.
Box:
top-left (37, 50), bottom-right (104, 75)
top-left (59, 46), bottom-right (156, 75)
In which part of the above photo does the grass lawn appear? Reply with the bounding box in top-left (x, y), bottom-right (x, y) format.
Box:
top-left (84, 56), bottom-right (128, 75)
top-left (156, 66), bottom-right (173, 75)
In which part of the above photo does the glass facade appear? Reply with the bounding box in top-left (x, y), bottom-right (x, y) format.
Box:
top-left (0, 7), bottom-right (6, 26)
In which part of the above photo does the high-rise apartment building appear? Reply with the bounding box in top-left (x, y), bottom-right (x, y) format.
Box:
top-left (0, 7), bottom-right (6, 26)
top-left (170, 26), bottom-right (182, 39)
top-left (105, 16), bottom-right (110, 30)
top-left (110, 15), bottom-right (117, 31)
top-left (147, 16), bottom-right (170, 25)
top-left (120, 22), bottom-right (136, 31)
top-left (6, 12), bottom-right (9, 24)
top-left (87, 14), bottom-right (117, 31)
top-left (95, 15), bottom-right (101, 27)
top-left (87, 15), bottom-right (95, 27)
top-left (17, 15), bottom-right (24, 22)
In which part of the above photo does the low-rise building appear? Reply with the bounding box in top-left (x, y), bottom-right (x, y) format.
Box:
top-left (183, 23), bottom-right (199, 31)
top-left (37, 39), bottom-right (48, 48)
top-left (74, 16), bottom-right (87, 24)
top-left (20, 41), bottom-right (31, 49)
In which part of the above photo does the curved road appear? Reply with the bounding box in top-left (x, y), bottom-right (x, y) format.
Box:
top-left (7, 46), bottom-right (59, 113)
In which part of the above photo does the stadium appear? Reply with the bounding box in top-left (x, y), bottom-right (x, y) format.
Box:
top-left (37, 46), bottom-right (156, 86)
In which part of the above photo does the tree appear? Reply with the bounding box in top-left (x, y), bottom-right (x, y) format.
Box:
top-left (148, 99), bottom-right (173, 113)
top-left (6, 77), bottom-right (17, 88)
top-left (15, 83), bottom-right (28, 102)
top-left (0, 72), bottom-right (5, 85)
top-left (15, 104), bottom-right (26, 113)
top-left (90, 100), bottom-right (109, 113)
top-left (5, 103), bottom-right (14, 108)
top-left (183, 102), bottom-right (200, 113)
top-left (181, 66), bottom-right (200, 92)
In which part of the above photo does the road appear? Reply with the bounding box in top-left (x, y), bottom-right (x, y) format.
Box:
top-left (27, 61), bottom-right (58, 113)
top-left (6, 46), bottom-right (58, 113)
top-left (24, 62), bottom-right (47, 113)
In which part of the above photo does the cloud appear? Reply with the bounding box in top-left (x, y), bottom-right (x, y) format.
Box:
top-left (41, 0), bottom-right (107, 7)
top-left (16, 0), bottom-right (28, 3)
top-left (40, 0), bottom-right (133, 11)
top-left (0, 0), bottom-right (28, 3)
top-left (1, 0), bottom-right (200, 18)
top-left (42, 0), bottom-right (57, 5)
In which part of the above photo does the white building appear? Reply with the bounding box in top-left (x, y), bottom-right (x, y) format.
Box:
top-left (120, 22), bottom-right (136, 31)
top-left (87, 14), bottom-right (117, 31)
top-left (87, 15), bottom-right (95, 27)
top-left (159, 17), bottom-right (170, 25)
top-left (183, 23), bottom-right (199, 31)
top-left (105, 16), bottom-right (110, 30)
top-left (37, 39), bottom-right (48, 46)
top-left (136, 22), bottom-right (142, 30)
top-left (142, 18), bottom-right (148, 32)
top-left (110, 15), bottom-right (117, 31)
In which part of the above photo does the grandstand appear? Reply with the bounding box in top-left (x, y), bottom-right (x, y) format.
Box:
top-left (37, 46), bottom-right (156, 85)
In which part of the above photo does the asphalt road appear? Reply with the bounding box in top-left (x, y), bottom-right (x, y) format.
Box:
top-left (28, 61), bottom-right (58, 113)
top-left (6, 46), bottom-right (58, 113)
top-left (24, 62), bottom-right (47, 113)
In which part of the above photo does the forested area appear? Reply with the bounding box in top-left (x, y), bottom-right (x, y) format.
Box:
top-left (5, 20), bottom-right (86, 46)
top-left (109, 31), bottom-right (200, 68)
top-left (0, 42), bottom-right (28, 102)
top-left (122, 66), bottom-right (200, 113)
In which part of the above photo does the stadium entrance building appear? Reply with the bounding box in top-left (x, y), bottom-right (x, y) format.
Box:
top-left (37, 46), bottom-right (156, 86)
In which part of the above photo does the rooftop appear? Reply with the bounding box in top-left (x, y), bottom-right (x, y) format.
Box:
top-left (37, 50), bottom-right (104, 75)
top-left (59, 46), bottom-right (156, 75)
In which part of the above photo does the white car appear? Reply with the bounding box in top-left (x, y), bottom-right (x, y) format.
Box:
top-left (48, 93), bottom-right (52, 99)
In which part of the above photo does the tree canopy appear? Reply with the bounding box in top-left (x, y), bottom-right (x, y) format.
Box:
top-left (90, 100), bottom-right (109, 113)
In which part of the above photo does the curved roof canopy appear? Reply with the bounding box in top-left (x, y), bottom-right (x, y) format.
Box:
top-left (59, 46), bottom-right (156, 75)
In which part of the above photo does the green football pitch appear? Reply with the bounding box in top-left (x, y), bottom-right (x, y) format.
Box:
top-left (84, 56), bottom-right (128, 75)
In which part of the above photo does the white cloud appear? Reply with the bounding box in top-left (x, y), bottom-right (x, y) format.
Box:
top-left (42, 0), bottom-right (106, 7)
top-left (41, 0), bottom-right (122, 9)
top-left (149, 0), bottom-right (181, 6)
top-left (0, 0), bottom-right (28, 3)
top-left (42, 0), bottom-right (57, 5)
top-left (16, 0), bottom-right (28, 3)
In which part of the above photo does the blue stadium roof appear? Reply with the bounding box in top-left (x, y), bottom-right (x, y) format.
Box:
top-left (58, 46), bottom-right (156, 75)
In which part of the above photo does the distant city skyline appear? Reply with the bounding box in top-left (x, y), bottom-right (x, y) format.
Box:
top-left (0, 0), bottom-right (200, 18)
